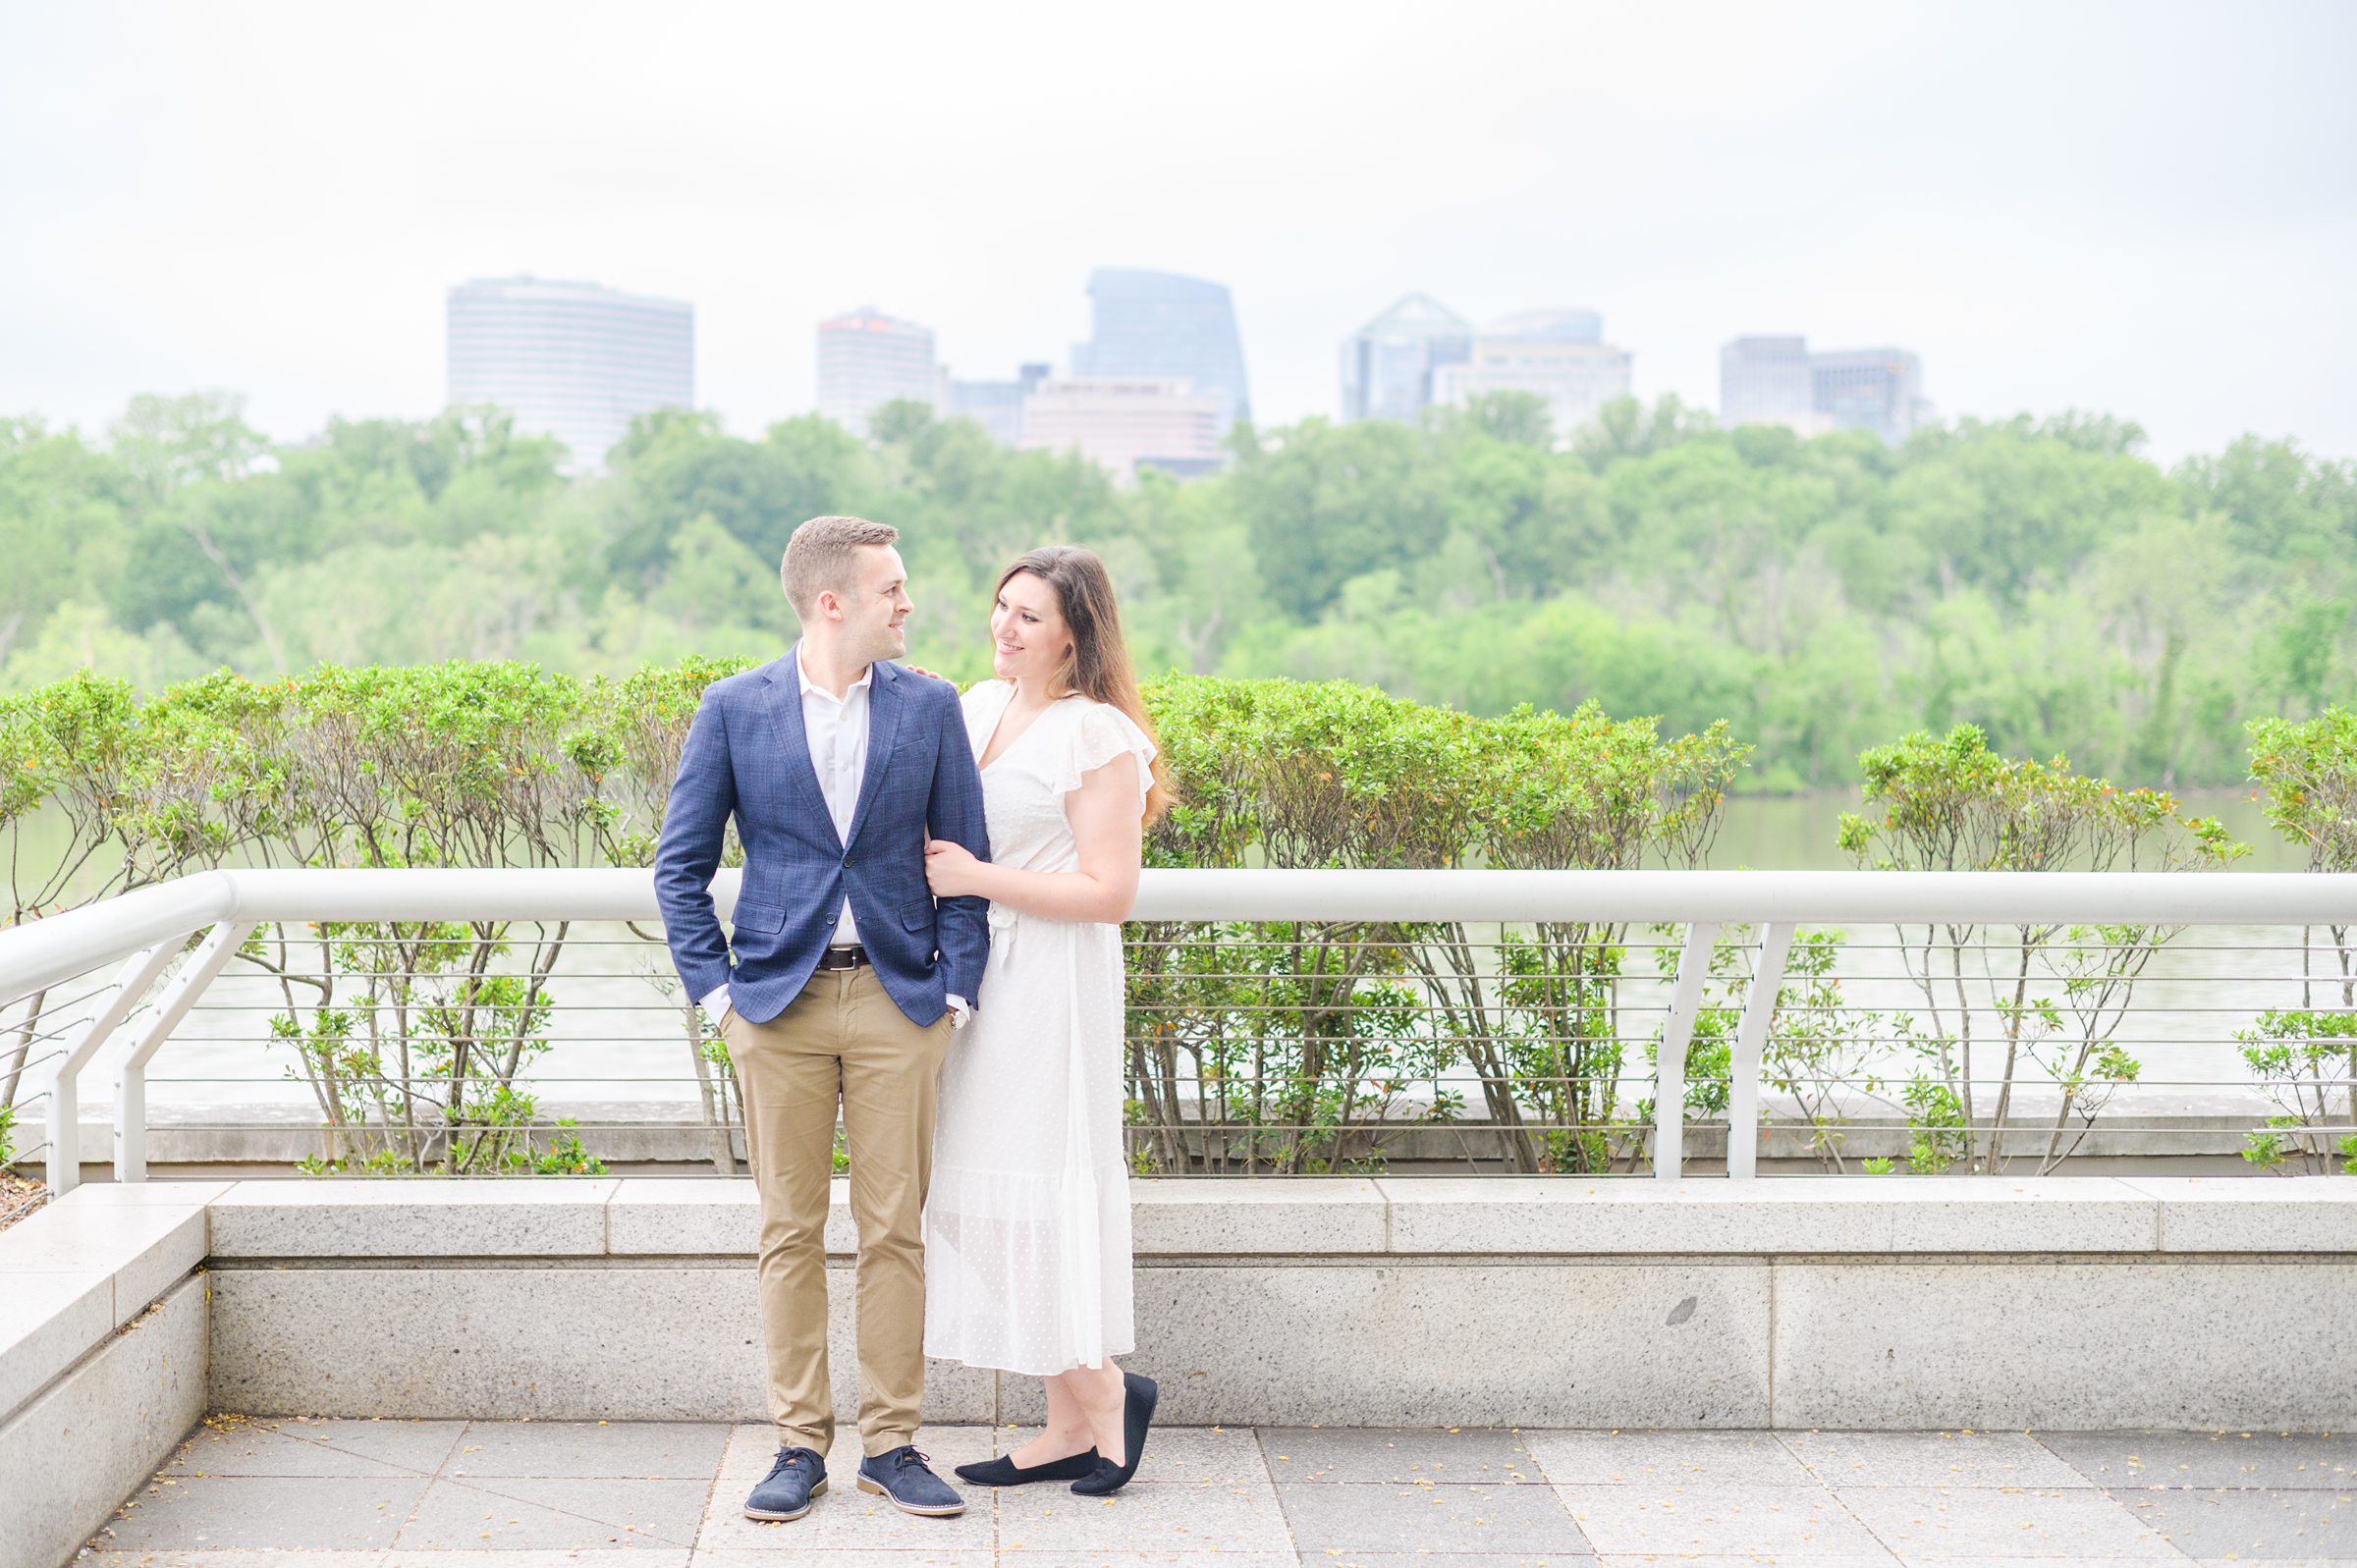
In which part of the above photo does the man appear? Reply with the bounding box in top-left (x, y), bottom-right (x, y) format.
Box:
top-left (654, 514), bottom-right (990, 1523)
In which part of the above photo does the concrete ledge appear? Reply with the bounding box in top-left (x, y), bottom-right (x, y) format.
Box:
top-left (0, 1271), bottom-right (113, 1428)
top-left (1774, 1260), bottom-right (2357, 1430)
top-left (0, 1186), bottom-right (212, 1329)
top-left (187, 1173), bottom-right (2357, 1261)
top-left (1133, 1177), bottom-right (1387, 1254)
top-left (0, 1275), bottom-right (206, 1568)
top-left (1379, 1175), bottom-right (2171, 1254)
top-left (1069, 1261), bottom-right (1770, 1428)
top-left (0, 1183), bottom-right (218, 1568)
top-left (181, 1174), bottom-right (2357, 1433)
top-left (606, 1177), bottom-right (858, 1255)
top-left (2124, 1174), bottom-right (2357, 1252)
top-left (206, 1177), bottom-right (618, 1258)
top-left (207, 1265), bottom-right (996, 1427)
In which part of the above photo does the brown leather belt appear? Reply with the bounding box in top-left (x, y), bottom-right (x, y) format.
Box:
top-left (816, 945), bottom-right (870, 972)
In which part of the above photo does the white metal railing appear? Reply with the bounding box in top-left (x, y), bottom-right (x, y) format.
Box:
top-left (5, 867), bottom-right (2356, 1191)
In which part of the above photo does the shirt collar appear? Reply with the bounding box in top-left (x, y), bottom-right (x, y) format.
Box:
top-left (795, 645), bottom-right (874, 704)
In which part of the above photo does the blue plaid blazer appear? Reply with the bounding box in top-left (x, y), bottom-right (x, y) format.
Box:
top-left (652, 646), bottom-right (992, 1026)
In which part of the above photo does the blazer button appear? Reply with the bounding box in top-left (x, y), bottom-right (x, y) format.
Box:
top-left (842, 853), bottom-right (853, 867)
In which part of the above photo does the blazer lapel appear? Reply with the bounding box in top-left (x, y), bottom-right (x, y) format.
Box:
top-left (763, 642), bottom-right (842, 850)
top-left (844, 662), bottom-right (904, 849)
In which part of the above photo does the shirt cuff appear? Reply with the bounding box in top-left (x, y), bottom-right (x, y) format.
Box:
top-left (700, 984), bottom-right (732, 1019)
top-left (945, 993), bottom-right (971, 1029)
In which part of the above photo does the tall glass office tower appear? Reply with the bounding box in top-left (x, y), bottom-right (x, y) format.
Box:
top-left (1340, 293), bottom-right (1472, 423)
top-left (445, 276), bottom-right (694, 473)
top-left (1070, 268), bottom-right (1251, 432)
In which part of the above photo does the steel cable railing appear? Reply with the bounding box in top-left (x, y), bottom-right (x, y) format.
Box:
top-left (2, 868), bottom-right (2353, 1189)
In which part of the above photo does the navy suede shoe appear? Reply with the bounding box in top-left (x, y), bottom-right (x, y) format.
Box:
top-left (856, 1445), bottom-right (965, 1516)
top-left (742, 1445), bottom-right (827, 1521)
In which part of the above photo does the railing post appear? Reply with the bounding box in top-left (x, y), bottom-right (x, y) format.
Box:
top-left (45, 942), bottom-right (185, 1195)
top-left (116, 921), bottom-right (253, 1182)
top-left (44, 1071), bottom-right (77, 1197)
top-left (1727, 923), bottom-right (1793, 1180)
top-left (1654, 922), bottom-right (1719, 1181)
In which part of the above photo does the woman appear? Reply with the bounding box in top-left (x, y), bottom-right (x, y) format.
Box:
top-left (920, 544), bottom-right (1170, 1497)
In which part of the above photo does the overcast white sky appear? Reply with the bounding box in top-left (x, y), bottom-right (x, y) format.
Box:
top-left (4, 0), bottom-right (2353, 464)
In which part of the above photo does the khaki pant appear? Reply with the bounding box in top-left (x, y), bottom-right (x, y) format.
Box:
top-left (721, 965), bottom-right (953, 1455)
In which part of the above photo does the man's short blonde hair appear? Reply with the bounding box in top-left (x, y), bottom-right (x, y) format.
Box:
top-left (780, 514), bottom-right (900, 619)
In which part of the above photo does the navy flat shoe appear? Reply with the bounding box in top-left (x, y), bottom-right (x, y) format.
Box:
top-left (1070, 1373), bottom-right (1158, 1495)
top-left (954, 1449), bottom-right (1099, 1486)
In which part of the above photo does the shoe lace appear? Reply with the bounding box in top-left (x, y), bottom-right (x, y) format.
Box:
top-left (765, 1448), bottom-right (810, 1481)
top-left (895, 1447), bottom-right (933, 1471)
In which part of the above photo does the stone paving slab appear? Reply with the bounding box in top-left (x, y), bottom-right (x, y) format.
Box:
top-left (80, 1546), bottom-right (396, 1555)
top-left (73, 1420), bottom-right (2357, 1567)
top-left (1593, 1558), bottom-right (1897, 1568)
top-left (1275, 1480), bottom-right (1591, 1555)
top-left (97, 1474), bottom-right (431, 1552)
top-left (999, 1479), bottom-right (1294, 1554)
top-left (1312, 1556), bottom-right (1581, 1567)
top-left (1784, 1428), bottom-right (2092, 1487)
top-left (164, 1419), bottom-right (467, 1479)
top-left (2113, 1485), bottom-right (2357, 1558)
top-left (1259, 1424), bottom-right (1542, 1483)
top-left (398, 1476), bottom-right (711, 1550)
top-left (2038, 1428), bottom-right (2357, 1488)
top-left (1556, 1479), bottom-right (1896, 1558)
top-left (1526, 1428), bottom-right (1816, 1486)
top-left (444, 1420), bottom-right (731, 1480)
top-left (1833, 1483), bottom-right (2185, 1558)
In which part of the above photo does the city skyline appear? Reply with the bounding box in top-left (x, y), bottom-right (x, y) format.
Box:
top-left (3, 3), bottom-right (2353, 465)
top-left (433, 270), bottom-right (1925, 468)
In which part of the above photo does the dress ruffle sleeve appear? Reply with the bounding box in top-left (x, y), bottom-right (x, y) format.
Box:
top-left (1049, 702), bottom-right (1158, 809)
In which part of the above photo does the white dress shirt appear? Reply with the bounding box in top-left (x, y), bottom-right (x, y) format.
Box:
top-left (703, 649), bottom-right (965, 1027)
top-left (799, 650), bottom-right (874, 946)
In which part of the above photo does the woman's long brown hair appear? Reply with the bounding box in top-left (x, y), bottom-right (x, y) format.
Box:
top-left (996, 545), bottom-right (1174, 825)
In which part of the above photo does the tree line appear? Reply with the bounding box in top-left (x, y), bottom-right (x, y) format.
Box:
top-left (3, 388), bottom-right (2351, 789)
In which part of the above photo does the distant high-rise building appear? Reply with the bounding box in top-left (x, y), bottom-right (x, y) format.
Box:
top-left (1018, 377), bottom-right (1223, 482)
top-left (1719, 336), bottom-right (1821, 431)
top-left (445, 276), bottom-right (693, 473)
top-left (1431, 309), bottom-right (1631, 440)
top-left (817, 307), bottom-right (940, 435)
top-left (1070, 269), bottom-right (1250, 432)
top-left (1340, 294), bottom-right (1472, 423)
top-left (946, 362), bottom-right (1052, 447)
top-left (1718, 336), bottom-right (1926, 443)
top-left (1810, 348), bottom-right (1926, 444)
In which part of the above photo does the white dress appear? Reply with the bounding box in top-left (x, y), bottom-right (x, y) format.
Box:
top-left (923, 682), bottom-right (1156, 1377)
